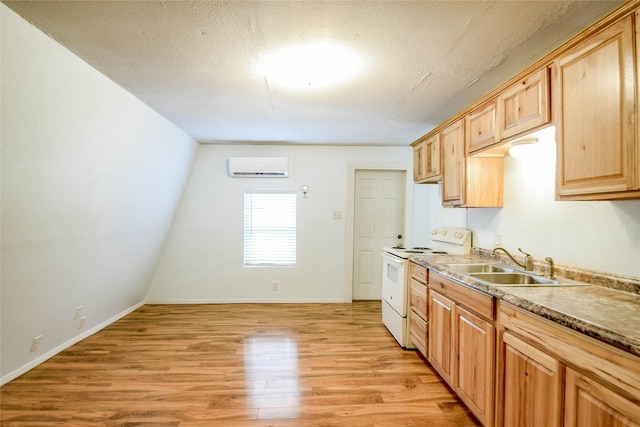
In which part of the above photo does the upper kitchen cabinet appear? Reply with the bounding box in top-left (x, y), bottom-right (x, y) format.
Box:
top-left (412, 1), bottom-right (640, 202)
top-left (442, 119), bottom-right (504, 208)
top-left (498, 68), bottom-right (550, 141)
top-left (412, 133), bottom-right (441, 183)
top-left (412, 139), bottom-right (427, 182)
top-left (442, 120), bottom-right (465, 205)
top-left (465, 99), bottom-right (500, 155)
top-left (466, 68), bottom-right (550, 156)
top-left (554, 14), bottom-right (640, 200)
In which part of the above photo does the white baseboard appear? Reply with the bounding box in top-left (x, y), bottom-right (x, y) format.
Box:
top-left (1, 302), bottom-right (144, 386)
top-left (144, 298), bottom-right (347, 304)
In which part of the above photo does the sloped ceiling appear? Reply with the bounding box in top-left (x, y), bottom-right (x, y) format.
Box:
top-left (2, 1), bottom-right (623, 145)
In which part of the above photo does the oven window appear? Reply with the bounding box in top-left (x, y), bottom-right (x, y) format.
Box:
top-left (387, 263), bottom-right (399, 283)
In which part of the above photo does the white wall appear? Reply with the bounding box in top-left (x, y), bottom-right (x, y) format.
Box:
top-left (1, 5), bottom-right (198, 383)
top-left (426, 127), bottom-right (640, 278)
top-left (147, 144), bottom-right (413, 303)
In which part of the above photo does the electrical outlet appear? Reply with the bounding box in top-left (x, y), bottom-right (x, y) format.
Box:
top-left (74, 305), bottom-right (84, 320)
top-left (30, 335), bottom-right (43, 353)
top-left (78, 316), bottom-right (87, 329)
top-left (332, 211), bottom-right (342, 219)
top-left (272, 281), bottom-right (279, 291)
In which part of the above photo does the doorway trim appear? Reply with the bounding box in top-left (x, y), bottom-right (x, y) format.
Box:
top-left (344, 162), bottom-right (414, 303)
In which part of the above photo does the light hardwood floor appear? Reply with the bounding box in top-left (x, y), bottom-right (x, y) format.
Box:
top-left (1, 301), bottom-right (480, 426)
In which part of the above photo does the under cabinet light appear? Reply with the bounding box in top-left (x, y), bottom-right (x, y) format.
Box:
top-left (508, 138), bottom-right (539, 159)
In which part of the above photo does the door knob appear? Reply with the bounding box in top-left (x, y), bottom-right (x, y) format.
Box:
top-left (397, 234), bottom-right (403, 239)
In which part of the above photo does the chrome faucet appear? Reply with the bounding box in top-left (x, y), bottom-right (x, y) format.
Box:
top-left (491, 246), bottom-right (534, 271)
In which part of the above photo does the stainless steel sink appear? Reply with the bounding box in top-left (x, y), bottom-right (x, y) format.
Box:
top-left (441, 263), bottom-right (589, 287)
top-left (442, 263), bottom-right (513, 273)
top-left (469, 272), bottom-right (585, 286)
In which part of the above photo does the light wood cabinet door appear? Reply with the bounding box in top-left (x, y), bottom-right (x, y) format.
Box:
top-left (441, 119), bottom-right (465, 206)
top-left (554, 15), bottom-right (639, 200)
top-left (465, 156), bottom-right (503, 208)
top-left (410, 308), bottom-right (428, 357)
top-left (441, 117), bottom-right (503, 208)
top-left (413, 134), bottom-right (441, 183)
top-left (410, 278), bottom-right (428, 357)
top-left (424, 133), bottom-right (441, 180)
top-left (410, 263), bottom-right (428, 357)
top-left (498, 68), bottom-right (550, 140)
top-left (410, 278), bottom-right (427, 320)
top-left (428, 289), bottom-right (454, 385)
top-left (564, 367), bottom-right (640, 427)
top-left (454, 305), bottom-right (495, 427)
top-left (466, 99), bottom-right (500, 154)
top-left (497, 331), bottom-right (563, 427)
top-left (412, 141), bottom-right (426, 182)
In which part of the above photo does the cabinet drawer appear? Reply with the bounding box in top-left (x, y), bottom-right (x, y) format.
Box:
top-left (429, 271), bottom-right (495, 321)
top-left (410, 279), bottom-right (427, 320)
top-left (410, 262), bottom-right (427, 283)
top-left (410, 308), bottom-right (428, 357)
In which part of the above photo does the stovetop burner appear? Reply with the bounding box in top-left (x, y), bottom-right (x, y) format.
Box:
top-left (384, 228), bottom-right (471, 259)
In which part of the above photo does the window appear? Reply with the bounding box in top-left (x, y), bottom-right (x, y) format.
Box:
top-left (243, 189), bottom-right (296, 266)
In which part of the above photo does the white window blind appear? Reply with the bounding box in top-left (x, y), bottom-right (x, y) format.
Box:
top-left (244, 189), bottom-right (297, 266)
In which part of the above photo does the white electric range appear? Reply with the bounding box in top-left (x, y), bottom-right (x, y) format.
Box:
top-left (381, 227), bottom-right (472, 348)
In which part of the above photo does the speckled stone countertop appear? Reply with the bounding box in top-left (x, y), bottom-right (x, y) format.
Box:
top-left (409, 253), bottom-right (640, 358)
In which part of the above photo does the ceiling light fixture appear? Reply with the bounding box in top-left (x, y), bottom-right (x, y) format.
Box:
top-left (508, 137), bottom-right (539, 159)
top-left (260, 41), bottom-right (361, 90)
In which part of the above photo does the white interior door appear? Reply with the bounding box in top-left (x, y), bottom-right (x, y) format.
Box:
top-left (353, 170), bottom-right (405, 300)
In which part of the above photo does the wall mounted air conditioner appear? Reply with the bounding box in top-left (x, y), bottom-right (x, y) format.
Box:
top-left (227, 157), bottom-right (289, 178)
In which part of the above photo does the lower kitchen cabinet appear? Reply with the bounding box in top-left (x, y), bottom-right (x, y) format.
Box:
top-left (498, 302), bottom-right (640, 427)
top-left (497, 331), bottom-right (563, 427)
top-left (455, 305), bottom-right (495, 426)
top-left (409, 262), bottom-right (428, 357)
top-left (564, 367), bottom-right (640, 427)
top-left (422, 269), bottom-right (640, 427)
top-left (409, 306), bottom-right (427, 356)
top-left (428, 271), bottom-right (496, 426)
top-left (428, 289), bottom-right (454, 384)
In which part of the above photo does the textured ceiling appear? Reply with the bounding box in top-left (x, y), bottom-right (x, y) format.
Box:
top-left (3, 1), bottom-right (623, 145)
